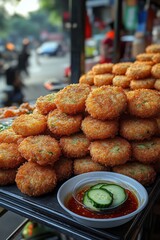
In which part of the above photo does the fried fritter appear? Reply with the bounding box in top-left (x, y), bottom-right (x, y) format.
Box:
top-left (130, 78), bottom-right (155, 90)
top-left (151, 63), bottom-right (160, 78)
top-left (0, 143), bottom-right (25, 169)
top-left (18, 135), bottom-right (61, 166)
top-left (92, 63), bottom-right (113, 75)
top-left (86, 86), bottom-right (127, 120)
top-left (152, 53), bottom-right (160, 63)
top-left (126, 64), bottom-right (151, 79)
top-left (113, 162), bottom-right (156, 186)
top-left (131, 137), bottom-right (160, 164)
top-left (73, 156), bottom-right (109, 175)
top-left (112, 62), bottom-right (132, 75)
top-left (146, 44), bottom-right (160, 53)
top-left (60, 133), bottom-right (90, 158)
top-left (79, 73), bottom-right (94, 85)
top-left (127, 89), bottom-right (160, 118)
top-left (0, 127), bottom-right (23, 144)
top-left (154, 79), bottom-right (160, 91)
top-left (90, 137), bottom-right (131, 167)
top-left (35, 93), bottom-right (57, 115)
top-left (120, 117), bottom-right (158, 140)
top-left (112, 75), bottom-right (131, 88)
top-left (81, 115), bottom-right (118, 140)
top-left (136, 53), bottom-right (154, 62)
top-left (54, 84), bottom-right (91, 115)
top-left (94, 73), bottom-right (114, 86)
top-left (12, 113), bottom-right (47, 137)
top-left (0, 168), bottom-right (17, 186)
top-left (47, 109), bottom-right (82, 137)
top-left (54, 157), bottom-right (73, 182)
top-left (15, 161), bottom-right (57, 196)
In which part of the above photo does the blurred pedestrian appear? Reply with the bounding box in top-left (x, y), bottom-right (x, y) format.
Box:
top-left (17, 38), bottom-right (30, 76)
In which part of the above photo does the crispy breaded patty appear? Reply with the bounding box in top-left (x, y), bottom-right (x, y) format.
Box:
top-left (154, 79), bottom-right (160, 91)
top-left (127, 89), bottom-right (160, 118)
top-left (73, 156), bottom-right (109, 175)
top-left (54, 84), bottom-right (91, 115)
top-left (92, 63), bottom-right (113, 75)
top-left (113, 162), bottom-right (156, 186)
top-left (151, 63), bottom-right (160, 78)
top-left (0, 127), bottom-right (23, 144)
top-left (112, 62), bottom-right (132, 75)
top-left (120, 117), bottom-right (158, 140)
top-left (12, 113), bottom-right (47, 137)
top-left (35, 93), bottom-right (57, 115)
top-left (126, 64), bottom-right (151, 80)
top-left (152, 53), bottom-right (160, 63)
top-left (54, 157), bottom-right (73, 182)
top-left (86, 86), bottom-right (127, 120)
top-left (130, 78), bottom-right (155, 90)
top-left (112, 75), bottom-right (131, 88)
top-left (47, 109), bottom-right (82, 137)
top-left (0, 143), bottom-right (25, 169)
top-left (0, 168), bottom-right (17, 186)
top-left (94, 73), bottom-right (114, 86)
top-left (79, 73), bottom-right (94, 85)
top-left (136, 53), bottom-right (154, 61)
top-left (132, 137), bottom-right (160, 163)
top-left (60, 133), bottom-right (90, 158)
top-left (146, 44), bottom-right (160, 53)
top-left (18, 135), bottom-right (61, 166)
top-left (90, 137), bottom-right (131, 167)
top-left (15, 162), bottom-right (57, 196)
top-left (81, 115), bottom-right (118, 140)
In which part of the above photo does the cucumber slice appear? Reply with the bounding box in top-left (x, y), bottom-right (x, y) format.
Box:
top-left (90, 183), bottom-right (107, 190)
top-left (87, 188), bottom-right (113, 208)
top-left (83, 192), bottom-right (100, 211)
top-left (101, 184), bottom-right (127, 207)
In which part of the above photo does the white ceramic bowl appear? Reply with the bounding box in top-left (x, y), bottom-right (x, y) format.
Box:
top-left (57, 171), bottom-right (148, 228)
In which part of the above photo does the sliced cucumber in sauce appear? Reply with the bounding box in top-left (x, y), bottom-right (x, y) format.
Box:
top-left (90, 183), bottom-right (107, 190)
top-left (87, 188), bottom-right (113, 208)
top-left (100, 184), bottom-right (127, 207)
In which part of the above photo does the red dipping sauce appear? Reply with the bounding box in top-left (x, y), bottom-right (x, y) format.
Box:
top-left (66, 186), bottom-right (138, 219)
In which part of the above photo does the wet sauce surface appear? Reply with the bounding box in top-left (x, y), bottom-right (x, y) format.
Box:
top-left (66, 187), bottom-right (138, 219)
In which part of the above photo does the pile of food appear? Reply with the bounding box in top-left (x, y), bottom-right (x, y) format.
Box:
top-left (0, 43), bottom-right (160, 197)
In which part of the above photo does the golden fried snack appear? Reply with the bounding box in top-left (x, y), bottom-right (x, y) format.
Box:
top-left (127, 89), bottom-right (160, 118)
top-left (113, 162), bottom-right (156, 186)
top-left (154, 79), bottom-right (160, 91)
top-left (112, 75), bottom-right (131, 88)
top-left (73, 156), bottom-right (109, 175)
top-left (79, 73), bottom-right (94, 85)
top-left (0, 168), bottom-right (17, 186)
top-left (155, 116), bottom-right (160, 136)
top-left (0, 127), bottom-right (23, 144)
top-left (92, 63), bottom-right (113, 75)
top-left (47, 109), bottom-right (82, 137)
top-left (60, 133), bottom-right (90, 158)
top-left (35, 93), bottom-right (57, 115)
top-left (12, 113), bottom-right (47, 137)
top-left (130, 78), bottom-right (155, 90)
top-left (0, 143), bottom-right (25, 169)
top-left (152, 53), bottom-right (160, 63)
top-left (120, 117), bottom-right (158, 140)
top-left (81, 115), bottom-right (118, 140)
top-left (131, 137), bottom-right (160, 164)
top-left (90, 137), bottom-right (131, 167)
top-left (151, 63), bottom-right (160, 78)
top-left (15, 162), bottom-right (57, 196)
top-left (54, 157), bottom-right (73, 182)
top-left (54, 84), bottom-right (91, 115)
top-left (18, 135), bottom-right (61, 166)
top-left (126, 64), bottom-right (151, 79)
top-left (112, 62), bottom-right (132, 75)
top-left (146, 44), bottom-right (160, 53)
top-left (136, 53), bottom-right (154, 62)
top-left (86, 86), bottom-right (127, 120)
top-left (134, 61), bottom-right (154, 66)
top-left (94, 73), bottom-right (114, 86)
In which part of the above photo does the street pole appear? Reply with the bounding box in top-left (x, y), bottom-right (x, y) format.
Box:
top-left (70, 0), bottom-right (86, 83)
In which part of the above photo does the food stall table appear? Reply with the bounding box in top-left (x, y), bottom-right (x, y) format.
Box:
top-left (0, 175), bottom-right (160, 240)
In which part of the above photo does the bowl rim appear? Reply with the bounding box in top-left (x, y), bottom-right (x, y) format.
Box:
top-left (57, 171), bottom-right (149, 222)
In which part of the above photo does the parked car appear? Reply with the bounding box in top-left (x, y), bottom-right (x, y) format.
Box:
top-left (37, 41), bottom-right (65, 56)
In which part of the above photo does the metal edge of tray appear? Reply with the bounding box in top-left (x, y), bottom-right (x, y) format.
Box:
top-left (0, 196), bottom-right (119, 240)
